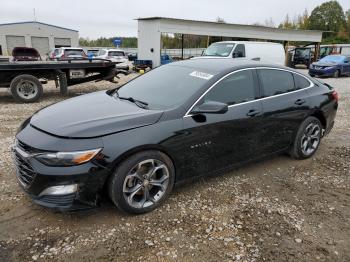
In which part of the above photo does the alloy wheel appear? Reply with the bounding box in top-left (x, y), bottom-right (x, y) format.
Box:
top-left (300, 122), bottom-right (321, 156)
top-left (122, 159), bottom-right (170, 209)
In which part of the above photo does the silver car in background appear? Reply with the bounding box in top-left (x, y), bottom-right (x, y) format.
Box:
top-left (47, 47), bottom-right (87, 60)
top-left (97, 48), bottom-right (129, 70)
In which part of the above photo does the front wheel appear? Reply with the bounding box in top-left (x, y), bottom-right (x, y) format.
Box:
top-left (108, 150), bottom-right (175, 214)
top-left (290, 116), bottom-right (322, 159)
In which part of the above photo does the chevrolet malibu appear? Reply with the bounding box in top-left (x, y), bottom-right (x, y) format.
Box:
top-left (13, 59), bottom-right (338, 214)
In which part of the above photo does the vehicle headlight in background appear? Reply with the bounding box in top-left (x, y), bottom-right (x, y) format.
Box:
top-left (35, 148), bottom-right (102, 166)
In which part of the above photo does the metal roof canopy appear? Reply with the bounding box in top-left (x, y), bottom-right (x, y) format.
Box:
top-left (137, 17), bottom-right (323, 67)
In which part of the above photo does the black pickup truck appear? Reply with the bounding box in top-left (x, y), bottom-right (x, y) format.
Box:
top-left (0, 59), bottom-right (127, 103)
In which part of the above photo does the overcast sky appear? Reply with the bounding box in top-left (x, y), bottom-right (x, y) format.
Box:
top-left (1, 0), bottom-right (349, 39)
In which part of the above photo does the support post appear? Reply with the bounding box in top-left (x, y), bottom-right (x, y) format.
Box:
top-left (283, 41), bottom-right (289, 66)
top-left (314, 42), bottom-right (320, 61)
top-left (181, 34), bottom-right (184, 60)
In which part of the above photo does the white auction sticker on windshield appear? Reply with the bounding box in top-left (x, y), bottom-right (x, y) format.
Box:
top-left (190, 71), bottom-right (214, 80)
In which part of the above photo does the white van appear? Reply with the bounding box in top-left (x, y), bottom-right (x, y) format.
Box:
top-left (197, 41), bottom-right (286, 65)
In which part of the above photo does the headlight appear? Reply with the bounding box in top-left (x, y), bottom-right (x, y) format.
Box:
top-left (35, 148), bottom-right (102, 166)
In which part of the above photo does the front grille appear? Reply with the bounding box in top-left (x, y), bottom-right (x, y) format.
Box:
top-left (38, 193), bottom-right (76, 206)
top-left (13, 140), bottom-right (37, 188)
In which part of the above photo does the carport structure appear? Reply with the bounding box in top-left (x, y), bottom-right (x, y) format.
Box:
top-left (137, 17), bottom-right (323, 67)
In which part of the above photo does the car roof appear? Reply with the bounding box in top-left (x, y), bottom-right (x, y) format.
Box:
top-left (211, 41), bottom-right (282, 46)
top-left (61, 47), bottom-right (83, 50)
top-left (324, 54), bottom-right (346, 58)
top-left (169, 58), bottom-right (288, 73)
top-left (13, 47), bottom-right (36, 50)
top-left (105, 49), bottom-right (125, 52)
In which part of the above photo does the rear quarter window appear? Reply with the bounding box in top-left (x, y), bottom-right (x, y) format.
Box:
top-left (259, 69), bottom-right (296, 97)
top-left (293, 74), bottom-right (311, 89)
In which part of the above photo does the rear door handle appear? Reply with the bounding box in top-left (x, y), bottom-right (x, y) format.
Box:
top-left (295, 99), bottom-right (306, 105)
top-left (247, 109), bottom-right (261, 117)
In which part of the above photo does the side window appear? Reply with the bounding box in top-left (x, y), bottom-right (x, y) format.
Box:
top-left (204, 70), bottom-right (256, 105)
top-left (259, 69), bottom-right (295, 97)
top-left (293, 74), bottom-right (311, 89)
top-left (232, 44), bottom-right (246, 58)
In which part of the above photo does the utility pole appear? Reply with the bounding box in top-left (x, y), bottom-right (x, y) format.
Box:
top-left (33, 8), bottom-right (37, 22)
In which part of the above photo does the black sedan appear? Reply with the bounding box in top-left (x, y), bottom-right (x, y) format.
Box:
top-left (13, 59), bottom-right (338, 214)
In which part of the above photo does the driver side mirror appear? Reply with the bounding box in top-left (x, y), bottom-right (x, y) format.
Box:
top-left (191, 101), bottom-right (228, 115)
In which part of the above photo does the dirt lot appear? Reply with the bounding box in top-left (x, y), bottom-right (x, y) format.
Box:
top-left (0, 71), bottom-right (349, 262)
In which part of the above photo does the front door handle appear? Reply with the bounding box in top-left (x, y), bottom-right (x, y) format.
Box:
top-left (295, 99), bottom-right (306, 105)
top-left (247, 109), bottom-right (261, 117)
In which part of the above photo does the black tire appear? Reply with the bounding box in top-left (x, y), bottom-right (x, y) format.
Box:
top-left (333, 70), bottom-right (340, 78)
top-left (58, 72), bottom-right (68, 96)
top-left (10, 74), bottom-right (43, 103)
top-left (108, 150), bottom-right (175, 214)
top-left (290, 116), bottom-right (323, 160)
top-left (309, 73), bottom-right (315, 77)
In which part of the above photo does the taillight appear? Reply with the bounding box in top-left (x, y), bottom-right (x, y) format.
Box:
top-left (332, 90), bottom-right (339, 102)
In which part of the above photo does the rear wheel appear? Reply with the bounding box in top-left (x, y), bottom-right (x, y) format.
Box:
top-left (10, 74), bottom-right (43, 103)
top-left (290, 116), bottom-right (322, 159)
top-left (108, 150), bottom-right (175, 214)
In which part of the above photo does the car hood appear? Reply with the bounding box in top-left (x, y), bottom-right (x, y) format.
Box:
top-left (192, 56), bottom-right (230, 59)
top-left (312, 61), bottom-right (338, 67)
top-left (30, 91), bottom-right (163, 138)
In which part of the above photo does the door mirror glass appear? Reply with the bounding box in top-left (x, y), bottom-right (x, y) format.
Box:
top-left (191, 101), bottom-right (228, 115)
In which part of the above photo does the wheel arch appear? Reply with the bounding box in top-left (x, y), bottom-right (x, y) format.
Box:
top-left (310, 110), bottom-right (327, 129)
top-left (103, 144), bottom-right (178, 188)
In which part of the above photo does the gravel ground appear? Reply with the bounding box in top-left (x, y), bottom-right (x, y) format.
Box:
top-left (0, 70), bottom-right (349, 262)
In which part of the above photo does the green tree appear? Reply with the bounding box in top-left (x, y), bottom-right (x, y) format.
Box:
top-left (308, 1), bottom-right (346, 32)
top-left (216, 17), bottom-right (226, 23)
top-left (346, 9), bottom-right (350, 37)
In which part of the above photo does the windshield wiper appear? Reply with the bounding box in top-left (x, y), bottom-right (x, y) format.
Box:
top-left (114, 90), bottom-right (149, 109)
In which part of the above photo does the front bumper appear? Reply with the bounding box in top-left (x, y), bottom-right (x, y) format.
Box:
top-left (309, 67), bottom-right (336, 77)
top-left (115, 62), bottom-right (129, 70)
top-left (12, 143), bottom-right (110, 210)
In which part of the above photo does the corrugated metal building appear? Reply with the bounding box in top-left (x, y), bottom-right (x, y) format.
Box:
top-left (0, 21), bottom-right (79, 56)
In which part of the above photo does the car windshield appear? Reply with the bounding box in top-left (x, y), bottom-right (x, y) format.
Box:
top-left (108, 51), bottom-right (124, 57)
top-left (295, 49), bottom-right (310, 57)
top-left (202, 43), bottom-right (235, 57)
top-left (319, 55), bottom-right (345, 63)
top-left (116, 65), bottom-right (214, 110)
